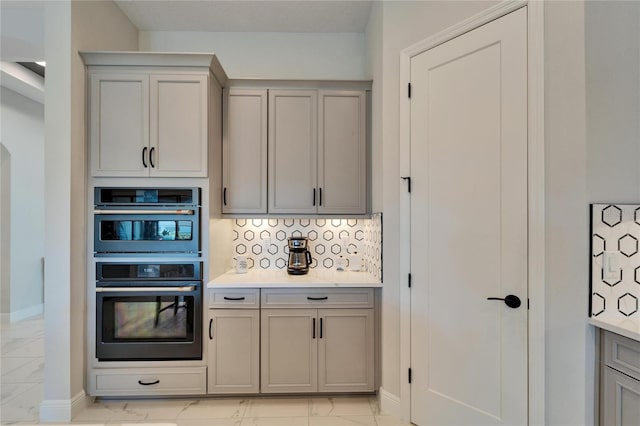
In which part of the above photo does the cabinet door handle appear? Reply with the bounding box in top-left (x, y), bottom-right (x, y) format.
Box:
top-left (320, 317), bottom-right (323, 339)
top-left (142, 147), bottom-right (148, 168)
top-left (138, 379), bottom-right (160, 386)
top-left (313, 188), bottom-right (316, 206)
top-left (312, 318), bottom-right (316, 339)
top-left (223, 188), bottom-right (227, 206)
top-left (209, 318), bottom-right (213, 340)
top-left (149, 147), bottom-right (155, 168)
top-left (319, 188), bottom-right (323, 206)
top-left (307, 296), bottom-right (328, 301)
top-left (223, 296), bottom-right (245, 301)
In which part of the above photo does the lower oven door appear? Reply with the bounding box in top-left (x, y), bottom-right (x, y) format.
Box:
top-left (96, 282), bottom-right (202, 361)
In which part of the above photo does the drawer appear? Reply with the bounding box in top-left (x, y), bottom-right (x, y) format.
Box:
top-left (90, 367), bottom-right (206, 396)
top-left (261, 288), bottom-right (374, 309)
top-left (209, 288), bottom-right (260, 308)
top-left (604, 330), bottom-right (640, 380)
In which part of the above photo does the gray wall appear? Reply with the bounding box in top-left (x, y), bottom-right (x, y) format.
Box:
top-left (0, 86), bottom-right (44, 320)
top-left (586, 0), bottom-right (640, 203)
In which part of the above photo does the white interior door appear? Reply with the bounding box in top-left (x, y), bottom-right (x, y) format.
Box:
top-left (410, 8), bottom-right (528, 426)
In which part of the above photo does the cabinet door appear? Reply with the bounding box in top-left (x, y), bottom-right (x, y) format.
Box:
top-left (603, 366), bottom-right (640, 426)
top-left (318, 308), bottom-right (374, 392)
top-left (268, 90), bottom-right (318, 214)
top-left (223, 89), bottom-right (268, 213)
top-left (261, 308), bottom-right (318, 393)
top-left (318, 91), bottom-right (367, 214)
top-left (89, 73), bottom-right (149, 177)
top-left (150, 74), bottom-right (208, 177)
top-left (207, 309), bottom-right (260, 394)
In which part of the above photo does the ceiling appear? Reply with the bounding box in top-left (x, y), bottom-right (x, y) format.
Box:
top-left (114, 0), bottom-right (374, 33)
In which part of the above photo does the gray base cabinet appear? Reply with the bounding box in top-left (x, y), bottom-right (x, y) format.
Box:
top-left (207, 290), bottom-right (260, 394)
top-left (600, 331), bottom-right (640, 425)
top-left (318, 308), bottom-right (374, 392)
top-left (261, 308), bottom-right (318, 393)
top-left (260, 288), bottom-right (375, 394)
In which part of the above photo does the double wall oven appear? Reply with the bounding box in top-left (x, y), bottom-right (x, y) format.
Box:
top-left (93, 187), bottom-right (203, 362)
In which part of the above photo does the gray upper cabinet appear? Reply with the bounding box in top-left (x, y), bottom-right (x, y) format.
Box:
top-left (89, 72), bottom-right (150, 177)
top-left (222, 89), bottom-right (268, 213)
top-left (268, 90), bottom-right (319, 214)
top-left (149, 74), bottom-right (209, 177)
top-left (83, 52), bottom-right (228, 178)
top-left (223, 84), bottom-right (369, 215)
top-left (317, 91), bottom-right (367, 214)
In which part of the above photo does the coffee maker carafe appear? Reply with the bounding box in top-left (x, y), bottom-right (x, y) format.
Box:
top-left (287, 237), bottom-right (313, 275)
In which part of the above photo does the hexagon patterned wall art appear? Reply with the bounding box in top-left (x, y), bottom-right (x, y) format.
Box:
top-left (591, 204), bottom-right (640, 322)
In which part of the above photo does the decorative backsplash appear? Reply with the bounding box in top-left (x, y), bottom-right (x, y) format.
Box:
top-left (232, 213), bottom-right (382, 280)
top-left (591, 204), bottom-right (640, 320)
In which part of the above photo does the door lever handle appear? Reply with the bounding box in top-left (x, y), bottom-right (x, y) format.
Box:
top-left (487, 294), bottom-right (521, 309)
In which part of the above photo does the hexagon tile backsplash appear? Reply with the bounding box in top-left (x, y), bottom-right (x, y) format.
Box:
top-left (591, 204), bottom-right (640, 320)
top-left (232, 213), bottom-right (382, 280)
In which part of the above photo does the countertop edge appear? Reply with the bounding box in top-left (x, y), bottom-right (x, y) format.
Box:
top-left (207, 270), bottom-right (382, 289)
top-left (589, 317), bottom-right (640, 342)
top-left (207, 281), bottom-right (383, 289)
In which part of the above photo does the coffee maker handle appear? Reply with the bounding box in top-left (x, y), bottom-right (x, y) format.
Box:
top-left (306, 250), bottom-right (313, 267)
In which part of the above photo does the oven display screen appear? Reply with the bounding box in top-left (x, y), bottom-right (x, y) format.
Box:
top-left (100, 220), bottom-right (194, 241)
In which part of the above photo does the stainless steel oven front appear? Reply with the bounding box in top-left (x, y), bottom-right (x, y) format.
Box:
top-left (95, 261), bottom-right (202, 361)
top-left (94, 187), bottom-right (200, 257)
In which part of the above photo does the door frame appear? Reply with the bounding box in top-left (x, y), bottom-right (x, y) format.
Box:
top-left (398, 1), bottom-right (545, 424)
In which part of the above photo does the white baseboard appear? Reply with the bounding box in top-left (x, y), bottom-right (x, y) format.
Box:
top-left (40, 390), bottom-right (91, 423)
top-left (379, 387), bottom-right (402, 419)
top-left (3, 303), bottom-right (44, 323)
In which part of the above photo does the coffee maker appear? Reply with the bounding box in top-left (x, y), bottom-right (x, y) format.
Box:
top-left (287, 236), bottom-right (313, 275)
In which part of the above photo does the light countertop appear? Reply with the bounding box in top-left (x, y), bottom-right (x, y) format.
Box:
top-left (589, 316), bottom-right (640, 342)
top-left (208, 269), bottom-right (382, 288)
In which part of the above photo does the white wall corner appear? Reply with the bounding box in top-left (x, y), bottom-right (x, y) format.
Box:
top-left (0, 61), bottom-right (44, 104)
top-left (39, 390), bottom-right (91, 423)
top-left (379, 387), bottom-right (403, 420)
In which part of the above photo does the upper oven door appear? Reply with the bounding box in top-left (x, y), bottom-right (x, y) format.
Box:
top-left (94, 209), bottom-right (200, 256)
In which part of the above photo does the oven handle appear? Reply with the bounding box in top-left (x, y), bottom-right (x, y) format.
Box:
top-left (93, 209), bottom-right (195, 215)
top-left (96, 286), bottom-right (196, 293)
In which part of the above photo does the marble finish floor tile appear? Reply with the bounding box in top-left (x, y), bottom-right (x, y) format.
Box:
top-left (308, 416), bottom-right (377, 426)
top-left (240, 417), bottom-right (309, 426)
top-left (0, 383), bottom-right (43, 423)
top-left (2, 338), bottom-right (44, 358)
top-left (244, 398), bottom-right (309, 418)
top-left (175, 398), bottom-right (247, 420)
top-left (1, 357), bottom-right (44, 383)
top-left (309, 397), bottom-right (374, 417)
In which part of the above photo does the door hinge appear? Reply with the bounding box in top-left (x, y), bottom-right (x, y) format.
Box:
top-left (401, 176), bottom-right (411, 193)
top-left (408, 273), bottom-right (412, 288)
top-left (408, 368), bottom-right (412, 384)
top-left (408, 82), bottom-right (412, 98)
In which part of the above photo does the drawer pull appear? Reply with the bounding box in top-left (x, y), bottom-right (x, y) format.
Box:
top-left (307, 296), bottom-right (328, 301)
top-left (138, 379), bottom-right (160, 386)
top-left (209, 318), bottom-right (213, 340)
top-left (223, 296), bottom-right (246, 301)
top-left (313, 318), bottom-right (316, 339)
top-left (320, 317), bottom-right (323, 338)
